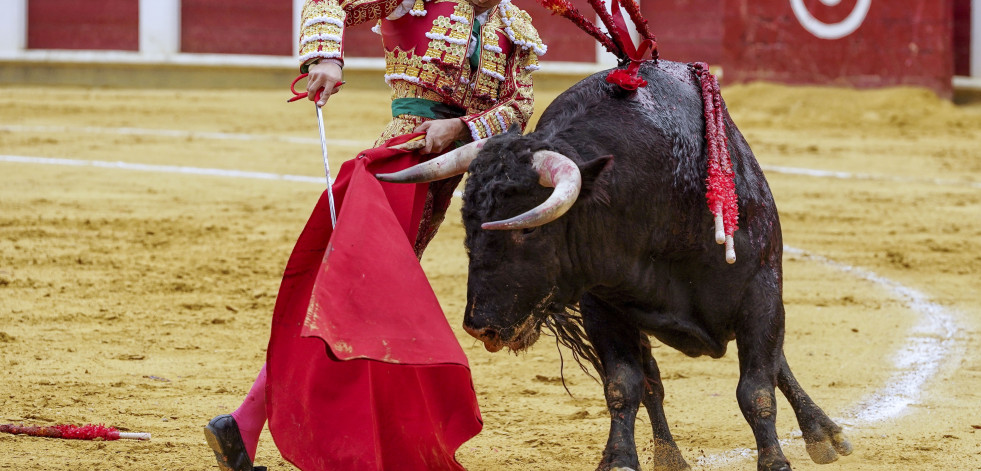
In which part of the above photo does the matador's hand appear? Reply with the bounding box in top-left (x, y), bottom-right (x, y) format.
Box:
top-left (307, 61), bottom-right (344, 108)
top-left (414, 118), bottom-right (470, 154)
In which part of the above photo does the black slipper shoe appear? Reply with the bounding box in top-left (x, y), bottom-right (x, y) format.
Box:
top-left (204, 414), bottom-right (257, 471)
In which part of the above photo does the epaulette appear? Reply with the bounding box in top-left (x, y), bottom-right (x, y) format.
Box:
top-left (498, 0), bottom-right (547, 56)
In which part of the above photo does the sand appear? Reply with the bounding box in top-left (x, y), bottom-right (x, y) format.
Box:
top-left (1, 77), bottom-right (980, 470)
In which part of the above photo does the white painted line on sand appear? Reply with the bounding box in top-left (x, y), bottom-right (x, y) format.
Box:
top-left (0, 154), bottom-right (459, 195)
top-left (1, 152), bottom-right (965, 469)
top-left (762, 164), bottom-right (981, 189)
top-left (0, 155), bottom-right (329, 184)
top-left (0, 124), bottom-right (374, 148)
top-left (695, 247), bottom-right (962, 469)
top-left (785, 248), bottom-right (961, 425)
top-left (3, 124), bottom-right (977, 189)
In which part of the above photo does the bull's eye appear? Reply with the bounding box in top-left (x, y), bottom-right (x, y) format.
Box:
top-left (520, 227), bottom-right (537, 235)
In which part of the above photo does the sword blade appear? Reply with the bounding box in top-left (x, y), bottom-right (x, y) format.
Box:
top-left (316, 103), bottom-right (338, 228)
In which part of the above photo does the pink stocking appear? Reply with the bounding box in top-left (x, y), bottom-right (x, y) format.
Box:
top-left (230, 364), bottom-right (267, 461)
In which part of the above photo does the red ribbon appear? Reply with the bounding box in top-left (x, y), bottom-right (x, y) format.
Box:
top-left (604, 0), bottom-right (655, 91)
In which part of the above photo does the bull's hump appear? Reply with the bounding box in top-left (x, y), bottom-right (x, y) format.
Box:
top-left (542, 61), bottom-right (702, 129)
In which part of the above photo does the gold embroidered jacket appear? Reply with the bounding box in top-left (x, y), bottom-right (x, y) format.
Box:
top-left (299, 0), bottom-right (545, 140)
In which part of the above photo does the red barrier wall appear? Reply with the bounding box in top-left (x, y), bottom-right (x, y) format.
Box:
top-left (339, 23), bottom-right (385, 59)
top-left (181, 0), bottom-right (293, 56)
top-left (518, 1), bottom-right (597, 63)
top-left (341, 1), bottom-right (596, 62)
top-left (953, 0), bottom-right (972, 76)
top-left (643, 0), bottom-right (723, 64)
top-left (27, 0), bottom-right (139, 51)
top-left (295, 2), bottom-right (597, 62)
top-left (723, 0), bottom-right (954, 98)
top-left (189, 1), bottom-right (595, 62)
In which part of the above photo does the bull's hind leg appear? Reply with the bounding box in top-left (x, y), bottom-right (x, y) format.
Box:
top-left (777, 355), bottom-right (853, 463)
top-left (734, 279), bottom-right (792, 471)
top-left (640, 341), bottom-right (691, 471)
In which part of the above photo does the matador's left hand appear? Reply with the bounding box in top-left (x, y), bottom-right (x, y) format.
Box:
top-left (414, 118), bottom-right (470, 154)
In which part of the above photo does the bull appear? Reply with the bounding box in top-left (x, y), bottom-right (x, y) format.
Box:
top-left (377, 60), bottom-right (852, 471)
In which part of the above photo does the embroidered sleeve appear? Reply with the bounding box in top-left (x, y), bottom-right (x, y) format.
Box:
top-left (462, 6), bottom-right (544, 140)
top-left (298, 0), bottom-right (402, 69)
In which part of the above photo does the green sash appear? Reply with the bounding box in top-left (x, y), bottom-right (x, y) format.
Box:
top-left (391, 98), bottom-right (466, 120)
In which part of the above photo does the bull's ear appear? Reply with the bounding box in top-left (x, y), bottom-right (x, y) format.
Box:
top-left (579, 155), bottom-right (614, 205)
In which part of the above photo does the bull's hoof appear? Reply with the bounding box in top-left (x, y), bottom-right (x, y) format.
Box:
top-left (648, 440), bottom-right (691, 471)
top-left (757, 451), bottom-right (792, 471)
top-left (805, 430), bottom-right (853, 464)
top-left (597, 447), bottom-right (640, 471)
top-left (649, 462), bottom-right (691, 471)
top-left (832, 431), bottom-right (854, 456)
top-left (804, 440), bottom-right (839, 464)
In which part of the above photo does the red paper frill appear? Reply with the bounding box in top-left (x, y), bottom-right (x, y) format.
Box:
top-left (605, 68), bottom-right (648, 91)
top-left (53, 424), bottom-right (121, 440)
top-left (693, 62), bottom-right (739, 238)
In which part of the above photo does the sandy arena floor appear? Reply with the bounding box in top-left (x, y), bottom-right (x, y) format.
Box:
top-left (1, 75), bottom-right (980, 470)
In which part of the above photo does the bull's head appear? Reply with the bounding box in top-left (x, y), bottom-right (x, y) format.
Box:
top-left (377, 132), bottom-right (612, 353)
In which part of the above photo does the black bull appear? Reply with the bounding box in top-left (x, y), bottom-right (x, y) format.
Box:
top-left (378, 60), bottom-right (852, 471)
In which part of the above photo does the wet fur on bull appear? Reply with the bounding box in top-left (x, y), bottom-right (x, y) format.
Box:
top-left (459, 60), bottom-right (852, 471)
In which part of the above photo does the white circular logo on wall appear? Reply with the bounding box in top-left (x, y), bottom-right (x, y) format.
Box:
top-left (790, 0), bottom-right (871, 40)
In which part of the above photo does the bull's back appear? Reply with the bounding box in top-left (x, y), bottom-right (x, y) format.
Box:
top-left (534, 61), bottom-right (720, 233)
top-left (537, 61), bottom-right (709, 189)
top-left (536, 60), bottom-right (781, 268)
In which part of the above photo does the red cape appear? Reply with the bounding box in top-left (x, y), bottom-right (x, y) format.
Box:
top-left (266, 134), bottom-right (482, 470)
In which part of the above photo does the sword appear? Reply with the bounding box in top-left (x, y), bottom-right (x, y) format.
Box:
top-left (288, 74), bottom-right (345, 228)
top-left (314, 97), bottom-right (337, 228)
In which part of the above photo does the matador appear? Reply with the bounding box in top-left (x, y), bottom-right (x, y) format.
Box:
top-left (204, 0), bottom-right (545, 470)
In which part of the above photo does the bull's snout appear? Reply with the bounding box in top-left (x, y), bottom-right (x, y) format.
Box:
top-left (464, 309), bottom-right (543, 353)
top-left (464, 294), bottom-right (545, 353)
top-left (464, 325), bottom-right (505, 353)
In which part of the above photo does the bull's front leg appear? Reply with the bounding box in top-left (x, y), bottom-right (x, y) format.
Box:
top-left (640, 342), bottom-right (690, 471)
top-left (582, 295), bottom-right (645, 471)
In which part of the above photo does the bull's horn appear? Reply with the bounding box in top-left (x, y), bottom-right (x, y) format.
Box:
top-left (481, 150), bottom-right (582, 230)
top-left (375, 139), bottom-right (487, 183)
